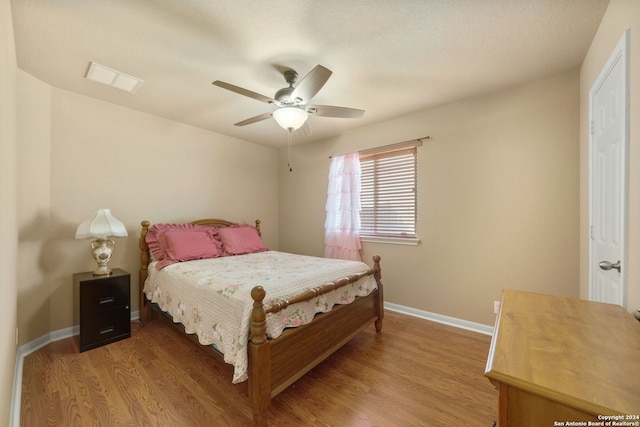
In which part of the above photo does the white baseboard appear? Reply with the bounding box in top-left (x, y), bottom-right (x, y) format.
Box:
top-left (10, 310), bottom-right (140, 427)
top-left (384, 302), bottom-right (494, 336)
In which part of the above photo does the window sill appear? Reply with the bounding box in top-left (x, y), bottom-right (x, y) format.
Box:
top-left (360, 236), bottom-right (421, 246)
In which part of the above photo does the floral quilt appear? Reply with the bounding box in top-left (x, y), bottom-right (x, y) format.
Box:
top-left (143, 251), bottom-right (377, 383)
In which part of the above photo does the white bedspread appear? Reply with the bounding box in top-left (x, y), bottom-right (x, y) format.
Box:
top-left (143, 251), bottom-right (377, 383)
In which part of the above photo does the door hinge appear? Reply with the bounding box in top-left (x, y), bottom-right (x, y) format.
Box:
top-left (590, 120), bottom-right (595, 135)
top-left (590, 225), bottom-right (594, 240)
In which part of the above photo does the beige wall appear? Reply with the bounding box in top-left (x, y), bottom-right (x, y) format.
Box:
top-left (580, 0), bottom-right (640, 313)
top-left (17, 70), bottom-right (52, 346)
top-left (280, 70), bottom-right (580, 326)
top-left (16, 79), bottom-right (280, 341)
top-left (0, 0), bottom-right (18, 423)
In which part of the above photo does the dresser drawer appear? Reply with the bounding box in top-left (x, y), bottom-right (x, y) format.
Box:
top-left (81, 275), bottom-right (130, 312)
top-left (80, 306), bottom-right (131, 352)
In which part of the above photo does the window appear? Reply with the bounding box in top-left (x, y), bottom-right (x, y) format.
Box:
top-left (359, 142), bottom-right (418, 242)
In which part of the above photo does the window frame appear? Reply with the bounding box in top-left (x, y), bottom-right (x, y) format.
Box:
top-left (358, 141), bottom-right (420, 245)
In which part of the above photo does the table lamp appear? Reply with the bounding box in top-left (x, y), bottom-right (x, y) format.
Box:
top-left (75, 209), bottom-right (128, 276)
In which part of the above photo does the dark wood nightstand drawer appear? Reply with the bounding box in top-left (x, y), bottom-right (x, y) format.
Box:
top-left (80, 307), bottom-right (131, 351)
top-left (81, 275), bottom-right (129, 312)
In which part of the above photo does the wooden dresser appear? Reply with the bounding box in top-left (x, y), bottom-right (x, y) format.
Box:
top-left (485, 289), bottom-right (640, 426)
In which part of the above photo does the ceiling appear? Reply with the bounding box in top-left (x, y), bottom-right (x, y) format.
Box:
top-left (11, 0), bottom-right (609, 148)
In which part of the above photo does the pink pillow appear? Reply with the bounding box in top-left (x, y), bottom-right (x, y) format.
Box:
top-left (217, 225), bottom-right (268, 255)
top-left (146, 223), bottom-right (224, 269)
top-left (161, 229), bottom-right (221, 261)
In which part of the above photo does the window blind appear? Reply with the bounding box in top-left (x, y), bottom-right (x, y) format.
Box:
top-left (359, 146), bottom-right (417, 238)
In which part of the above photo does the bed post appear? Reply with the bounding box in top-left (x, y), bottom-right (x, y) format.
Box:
top-left (248, 286), bottom-right (270, 427)
top-left (139, 220), bottom-right (151, 322)
top-left (254, 219), bottom-right (261, 237)
top-left (373, 254), bottom-right (384, 333)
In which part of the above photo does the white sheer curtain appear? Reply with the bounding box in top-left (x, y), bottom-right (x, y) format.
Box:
top-left (324, 153), bottom-right (362, 261)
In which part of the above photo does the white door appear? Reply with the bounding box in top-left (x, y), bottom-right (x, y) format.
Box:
top-left (589, 30), bottom-right (629, 307)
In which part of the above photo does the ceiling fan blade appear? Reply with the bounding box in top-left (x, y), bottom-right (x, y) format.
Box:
top-left (212, 80), bottom-right (276, 104)
top-left (234, 112), bottom-right (273, 126)
top-left (290, 65), bottom-right (332, 103)
top-left (307, 105), bottom-right (365, 118)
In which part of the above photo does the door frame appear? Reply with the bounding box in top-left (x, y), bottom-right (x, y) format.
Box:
top-left (588, 29), bottom-right (630, 307)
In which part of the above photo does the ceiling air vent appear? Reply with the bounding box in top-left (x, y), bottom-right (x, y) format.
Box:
top-left (85, 62), bottom-right (143, 93)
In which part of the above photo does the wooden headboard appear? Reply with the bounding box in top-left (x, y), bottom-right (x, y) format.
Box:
top-left (138, 218), bottom-right (261, 321)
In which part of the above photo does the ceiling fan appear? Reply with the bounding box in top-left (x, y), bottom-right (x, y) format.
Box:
top-left (212, 65), bottom-right (365, 131)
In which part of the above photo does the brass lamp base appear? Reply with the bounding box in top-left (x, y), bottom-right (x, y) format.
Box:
top-left (92, 265), bottom-right (113, 276)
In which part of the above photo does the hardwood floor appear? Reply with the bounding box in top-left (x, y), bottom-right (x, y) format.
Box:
top-left (20, 310), bottom-right (498, 426)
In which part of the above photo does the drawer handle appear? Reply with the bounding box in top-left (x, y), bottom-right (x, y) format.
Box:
top-left (99, 297), bottom-right (115, 305)
top-left (100, 327), bottom-right (114, 335)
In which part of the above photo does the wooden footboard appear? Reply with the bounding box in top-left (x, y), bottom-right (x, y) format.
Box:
top-left (139, 219), bottom-right (383, 426)
top-left (247, 256), bottom-right (383, 425)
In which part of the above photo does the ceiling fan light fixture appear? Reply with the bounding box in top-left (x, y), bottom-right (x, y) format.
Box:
top-left (273, 107), bottom-right (308, 131)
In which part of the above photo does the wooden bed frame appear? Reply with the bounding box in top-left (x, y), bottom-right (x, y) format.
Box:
top-left (138, 218), bottom-right (384, 426)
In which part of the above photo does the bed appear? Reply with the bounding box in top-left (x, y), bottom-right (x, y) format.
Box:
top-left (138, 218), bottom-right (384, 426)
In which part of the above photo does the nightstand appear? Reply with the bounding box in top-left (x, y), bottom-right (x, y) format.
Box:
top-left (75, 268), bottom-right (131, 352)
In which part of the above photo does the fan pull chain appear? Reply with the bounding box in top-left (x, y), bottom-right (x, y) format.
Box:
top-left (287, 129), bottom-right (294, 172)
